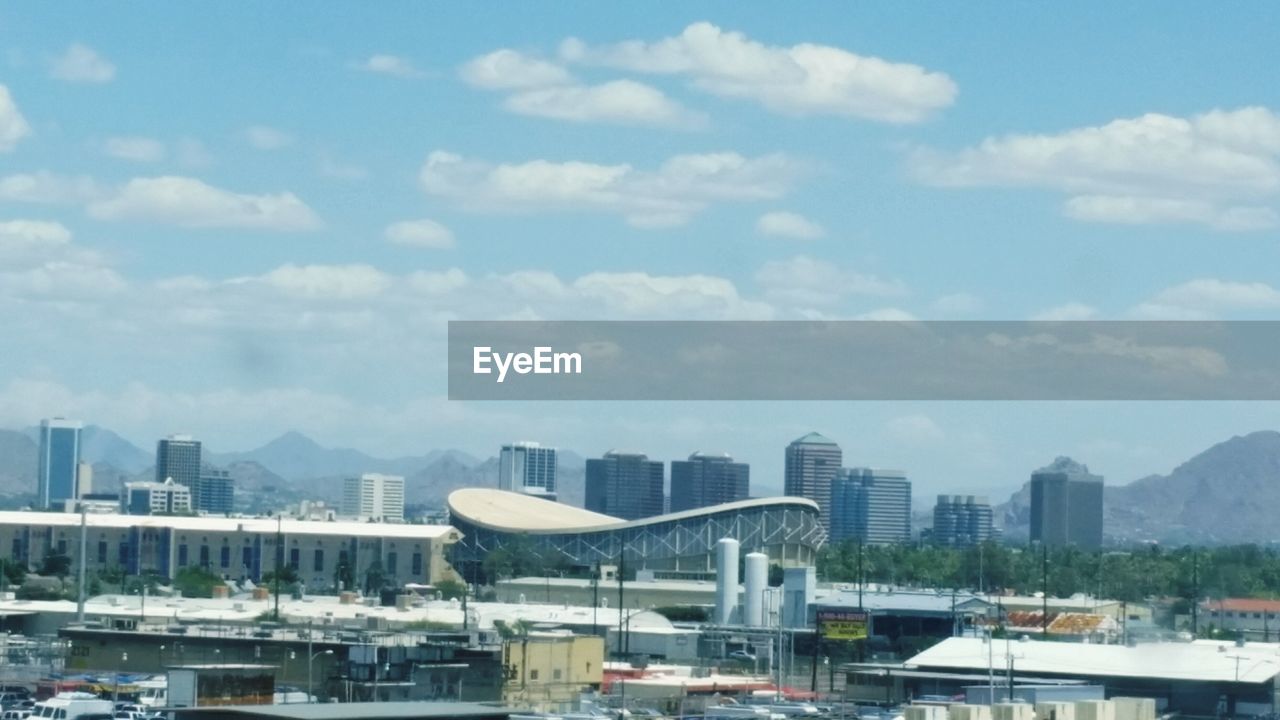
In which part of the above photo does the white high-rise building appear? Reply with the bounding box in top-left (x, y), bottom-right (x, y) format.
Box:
top-left (498, 441), bottom-right (558, 501)
top-left (342, 473), bottom-right (405, 521)
top-left (123, 477), bottom-right (193, 515)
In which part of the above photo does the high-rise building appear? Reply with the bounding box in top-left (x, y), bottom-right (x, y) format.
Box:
top-left (585, 451), bottom-right (664, 520)
top-left (1029, 457), bottom-right (1103, 549)
top-left (829, 468), bottom-right (911, 544)
top-left (498, 441), bottom-right (558, 501)
top-left (784, 432), bottom-right (842, 529)
top-left (37, 418), bottom-right (82, 509)
top-left (933, 495), bottom-right (994, 547)
top-left (342, 473), bottom-right (405, 521)
top-left (191, 470), bottom-right (235, 515)
top-left (155, 435), bottom-right (202, 488)
top-left (669, 452), bottom-right (749, 512)
top-left (123, 477), bottom-right (193, 515)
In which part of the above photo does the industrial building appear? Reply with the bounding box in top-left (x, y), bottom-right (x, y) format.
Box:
top-left (447, 488), bottom-right (825, 580)
top-left (0, 511), bottom-right (460, 589)
top-left (861, 635), bottom-right (1280, 717)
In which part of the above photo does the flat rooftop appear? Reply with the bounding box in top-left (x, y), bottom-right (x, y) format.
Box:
top-left (909, 636), bottom-right (1280, 684)
top-left (0, 510), bottom-right (459, 540)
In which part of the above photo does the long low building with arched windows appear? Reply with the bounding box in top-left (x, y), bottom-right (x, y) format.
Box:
top-left (446, 488), bottom-right (825, 581)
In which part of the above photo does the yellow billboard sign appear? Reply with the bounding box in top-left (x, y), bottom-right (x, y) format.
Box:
top-left (818, 609), bottom-right (869, 640)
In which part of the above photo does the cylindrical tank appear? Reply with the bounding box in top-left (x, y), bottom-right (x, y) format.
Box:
top-left (714, 538), bottom-right (740, 624)
top-left (743, 552), bottom-right (768, 626)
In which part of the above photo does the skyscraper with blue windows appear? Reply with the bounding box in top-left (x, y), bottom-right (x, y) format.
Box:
top-left (37, 417), bottom-right (83, 509)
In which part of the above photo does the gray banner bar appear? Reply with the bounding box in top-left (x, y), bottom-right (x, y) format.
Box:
top-left (447, 321), bottom-right (1280, 400)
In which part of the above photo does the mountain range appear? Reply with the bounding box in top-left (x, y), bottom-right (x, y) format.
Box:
top-left (996, 430), bottom-right (1280, 545)
top-left (2, 425), bottom-right (1279, 544)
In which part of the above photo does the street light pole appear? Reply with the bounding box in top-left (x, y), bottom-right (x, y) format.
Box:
top-left (309, 649), bottom-right (333, 703)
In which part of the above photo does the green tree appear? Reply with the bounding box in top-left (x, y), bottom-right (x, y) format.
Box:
top-left (38, 553), bottom-right (72, 578)
top-left (173, 566), bottom-right (224, 598)
top-left (433, 578), bottom-right (467, 601)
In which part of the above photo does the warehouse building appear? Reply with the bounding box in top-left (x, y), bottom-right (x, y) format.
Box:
top-left (0, 511), bottom-right (460, 590)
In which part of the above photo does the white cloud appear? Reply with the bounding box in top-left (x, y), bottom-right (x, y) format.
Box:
top-left (931, 292), bottom-right (983, 315)
top-left (1064, 195), bottom-right (1278, 232)
top-left (1031, 302), bottom-right (1098, 321)
top-left (0, 85), bottom-right (31, 152)
top-left (385, 219), bottom-right (455, 249)
top-left (408, 268), bottom-right (468, 295)
top-left (420, 149), bottom-right (804, 227)
top-left (504, 80), bottom-right (705, 129)
top-left (0, 219), bottom-right (72, 263)
top-left (0, 220), bottom-right (122, 298)
top-left (1149, 279), bottom-right (1280, 313)
top-left (250, 263), bottom-right (391, 300)
top-left (87, 176), bottom-right (321, 231)
top-left (50, 43), bottom-right (116, 83)
top-left (318, 153), bottom-right (368, 181)
top-left (886, 414), bottom-right (945, 444)
top-left (560, 22), bottom-right (956, 122)
top-left (357, 54), bottom-right (423, 78)
top-left (0, 172), bottom-right (100, 204)
top-left (756, 211), bottom-right (824, 239)
top-left (912, 107), bottom-right (1280, 231)
top-left (459, 49), bottom-right (573, 90)
top-left (103, 136), bottom-right (165, 163)
top-left (755, 255), bottom-right (907, 305)
top-left (853, 307), bottom-right (918, 321)
top-left (572, 272), bottom-right (774, 319)
top-left (244, 125), bottom-right (294, 150)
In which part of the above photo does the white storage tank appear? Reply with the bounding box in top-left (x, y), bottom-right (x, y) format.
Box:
top-left (743, 552), bottom-right (768, 626)
top-left (906, 706), bottom-right (950, 720)
top-left (714, 537), bottom-right (740, 625)
top-left (949, 704), bottom-right (993, 720)
top-left (1035, 702), bottom-right (1076, 720)
top-left (1074, 700), bottom-right (1116, 720)
top-left (993, 704), bottom-right (1035, 720)
top-left (1112, 697), bottom-right (1155, 720)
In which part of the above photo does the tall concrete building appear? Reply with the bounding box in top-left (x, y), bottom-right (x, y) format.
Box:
top-left (123, 477), bottom-right (193, 515)
top-left (498, 441), bottom-right (558, 501)
top-left (155, 435), bottom-right (201, 488)
top-left (584, 451), bottom-right (664, 520)
top-left (342, 473), bottom-right (405, 522)
top-left (191, 470), bottom-right (235, 515)
top-left (829, 468), bottom-right (911, 544)
top-left (933, 495), bottom-right (994, 547)
top-left (1029, 457), bottom-right (1104, 549)
top-left (37, 418), bottom-right (82, 509)
top-left (669, 452), bottom-right (749, 512)
top-left (784, 432), bottom-right (842, 529)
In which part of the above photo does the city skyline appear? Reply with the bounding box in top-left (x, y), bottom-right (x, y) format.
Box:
top-left (2, 6), bottom-right (1279, 502)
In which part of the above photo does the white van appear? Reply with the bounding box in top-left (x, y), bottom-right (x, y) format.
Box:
top-left (30, 693), bottom-right (114, 720)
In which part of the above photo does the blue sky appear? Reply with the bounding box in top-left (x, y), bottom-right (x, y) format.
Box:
top-left (2, 4), bottom-right (1279, 500)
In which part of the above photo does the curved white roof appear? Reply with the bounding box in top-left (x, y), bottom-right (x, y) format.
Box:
top-left (447, 488), bottom-right (819, 534)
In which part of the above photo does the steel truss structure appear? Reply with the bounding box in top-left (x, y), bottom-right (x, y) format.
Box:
top-left (450, 499), bottom-right (826, 579)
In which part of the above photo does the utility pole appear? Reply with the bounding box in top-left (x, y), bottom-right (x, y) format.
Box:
top-left (1041, 543), bottom-right (1049, 640)
top-left (274, 514), bottom-right (283, 621)
top-left (617, 553), bottom-right (625, 660)
top-left (76, 507), bottom-right (88, 622)
top-left (592, 562), bottom-right (599, 636)
top-left (1192, 552), bottom-right (1200, 636)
